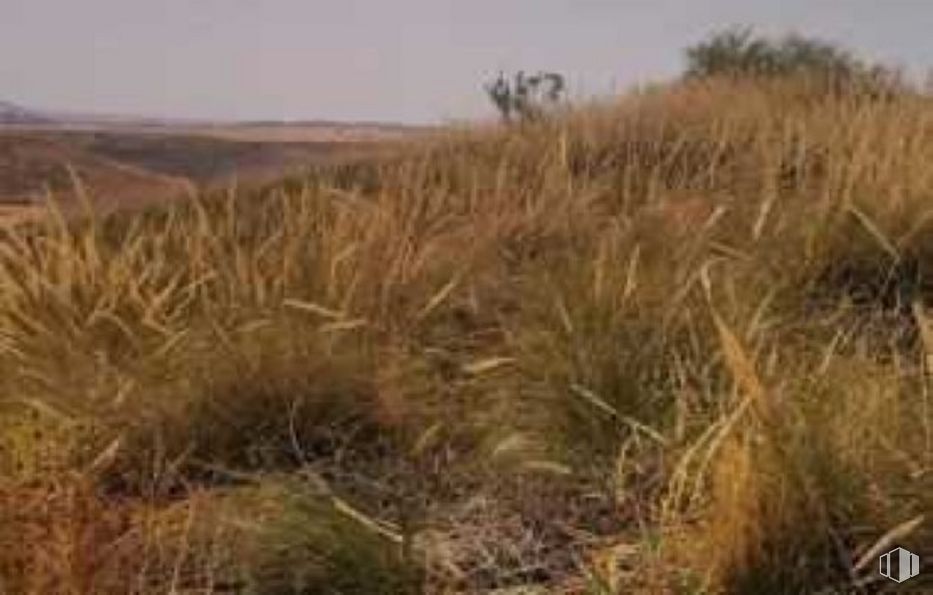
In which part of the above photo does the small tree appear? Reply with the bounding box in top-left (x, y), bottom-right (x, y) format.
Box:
top-left (684, 27), bottom-right (904, 97)
top-left (485, 70), bottom-right (566, 123)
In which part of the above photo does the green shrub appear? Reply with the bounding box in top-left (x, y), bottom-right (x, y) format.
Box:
top-left (684, 27), bottom-right (906, 98)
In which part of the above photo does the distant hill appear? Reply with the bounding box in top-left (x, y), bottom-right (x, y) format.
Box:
top-left (0, 128), bottom-right (397, 210)
top-left (0, 101), bottom-right (430, 142)
top-left (0, 101), bottom-right (53, 125)
top-left (0, 102), bottom-right (425, 211)
top-left (0, 133), bottom-right (192, 207)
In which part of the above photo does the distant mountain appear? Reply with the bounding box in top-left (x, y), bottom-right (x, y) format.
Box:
top-left (0, 100), bottom-right (53, 124)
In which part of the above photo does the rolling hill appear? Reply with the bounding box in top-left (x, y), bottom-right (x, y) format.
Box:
top-left (0, 78), bottom-right (930, 592)
top-left (0, 106), bottom-right (421, 215)
top-left (0, 133), bottom-right (191, 207)
top-left (0, 100), bottom-right (52, 125)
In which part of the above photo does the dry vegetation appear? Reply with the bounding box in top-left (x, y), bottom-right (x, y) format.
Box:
top-left (0, 77), bottom-right (931, 593)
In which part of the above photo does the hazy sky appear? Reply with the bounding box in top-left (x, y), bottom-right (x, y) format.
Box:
top-left (3, 1), bottom-right (931, 123)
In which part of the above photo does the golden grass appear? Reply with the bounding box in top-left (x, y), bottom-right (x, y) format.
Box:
top-left (1, 77), bottom-right (931, 592)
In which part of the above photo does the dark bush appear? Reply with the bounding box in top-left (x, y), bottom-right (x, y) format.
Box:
top-left (685, 27), bottom-right (906, 98)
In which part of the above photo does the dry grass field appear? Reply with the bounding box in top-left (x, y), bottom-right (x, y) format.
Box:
top-left (0, 77), bottom-right (931, 593)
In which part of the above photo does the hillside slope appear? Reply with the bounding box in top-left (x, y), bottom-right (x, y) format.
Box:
top-left (0, 133), bottom-right (192, 206)
top-left (0, 130), bottom-right (395, 218)
top-left (0, 78), bottom-right (931, 593)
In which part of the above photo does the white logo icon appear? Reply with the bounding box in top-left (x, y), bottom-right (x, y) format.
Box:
top-left (879, 546), bottom-right (920, 583)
